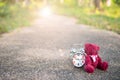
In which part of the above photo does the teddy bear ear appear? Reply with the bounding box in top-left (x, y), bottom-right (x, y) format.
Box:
top-left (85, 43), bottom-right (91, 47)
top-left (94, 44), bottom-right (100, 51)
top-left (85, 43), bottom-right (100, 51)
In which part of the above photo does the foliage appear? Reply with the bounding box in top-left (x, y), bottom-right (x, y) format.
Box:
top-left (113, 0), bottom-right (120, 6)
top-left (55, 5), bottom-right (120, 34)
top-left (0, 2), bottom-right (11, 17)
top-left (0, 0), bottom-right (120, 34)
top-left (0, 3), bottom-right (33, 33)
top-left (64, 0), bottom-right (77, 6)
top-left (102, 0), bottom-right (107, 3)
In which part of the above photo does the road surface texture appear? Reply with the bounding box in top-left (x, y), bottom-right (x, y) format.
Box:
top-left (0, 15), bottom-right (120, 80)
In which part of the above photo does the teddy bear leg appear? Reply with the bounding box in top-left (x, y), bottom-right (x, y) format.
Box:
top-left (97, 61), bottom-right (108, 71)
top-left (84, 64), bottom-right (95, 73)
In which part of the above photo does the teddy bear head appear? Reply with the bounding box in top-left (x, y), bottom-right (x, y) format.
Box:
top-left (85, 43), bottom-right (100, 55)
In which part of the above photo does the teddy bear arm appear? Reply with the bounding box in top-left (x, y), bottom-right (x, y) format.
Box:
top-left (97, 56), bottom-right (102, 68)
top-left (84, 55), bottom-right (95, 73)
top-left (85, 55), bottom-right (92, 65)
top-left (98, 56), bottom-right (102, 63)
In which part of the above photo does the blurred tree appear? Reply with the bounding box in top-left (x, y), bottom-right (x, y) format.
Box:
top-left (93, 0), bottom-right (101, 10)
top-left (15, 0), bottom-right (19, 3)
top-left (63, 0), bottom-right (77, 6)
top-left (60, 0), bottom-right (64, 4)
top-left (77, 0), bottom-right (93, 7)
top-left (0, 1), bottom-right (11, 17)
top-left (24, 0), bottom-right (30, 5)
top-left (106, 0), bottom-right (111, 6)
top-left (113, 0), bottom-right (120, 6)
top-left (78, 0), bottom-right (82, 6)
top-left (43, 0), bottom-right (47, 5)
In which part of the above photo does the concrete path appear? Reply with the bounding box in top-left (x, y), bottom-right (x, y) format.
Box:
top-left (0, 15), bottom-right (120, 80)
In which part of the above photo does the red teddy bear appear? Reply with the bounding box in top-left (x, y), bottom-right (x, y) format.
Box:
top-left (84, 43), bottom-right (108, 73)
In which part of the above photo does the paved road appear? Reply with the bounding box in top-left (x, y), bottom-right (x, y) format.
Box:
top-left (0, 15), bottom-right (120, 80)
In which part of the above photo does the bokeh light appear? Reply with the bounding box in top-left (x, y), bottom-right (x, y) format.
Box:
top-left (40, 6), bottom-right (52, 17)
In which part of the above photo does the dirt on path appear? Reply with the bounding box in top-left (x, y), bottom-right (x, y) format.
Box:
top-left (0, 15), bottom-right (120, 80)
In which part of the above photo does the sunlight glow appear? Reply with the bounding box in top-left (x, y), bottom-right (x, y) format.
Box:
top-left (40, 6), bottom-right (52, 17)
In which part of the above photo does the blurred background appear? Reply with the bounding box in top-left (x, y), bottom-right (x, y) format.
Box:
top-left (0, 0), bottom-right (120, 34)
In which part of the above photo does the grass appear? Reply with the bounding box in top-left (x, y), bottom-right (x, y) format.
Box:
top-left (0, 4), bottom-right (34, 34)
top-left (54, 5), bottom-right (120, 34)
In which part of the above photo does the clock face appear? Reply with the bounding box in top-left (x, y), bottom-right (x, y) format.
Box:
top-left (72, 53), bottom-right (85, 67)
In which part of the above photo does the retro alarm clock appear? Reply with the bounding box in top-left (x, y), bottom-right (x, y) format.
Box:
top-left (70, 48), bottom-right (86, 67)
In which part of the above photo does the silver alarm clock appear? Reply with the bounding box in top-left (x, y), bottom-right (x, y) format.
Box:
top-left (70, 48), bottom-right (86, 67)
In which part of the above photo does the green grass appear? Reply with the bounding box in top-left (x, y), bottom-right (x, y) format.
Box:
top-left (0, 4), bottom-right (33, 34)
top-left (55, 5), bottom-right (120, 34)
